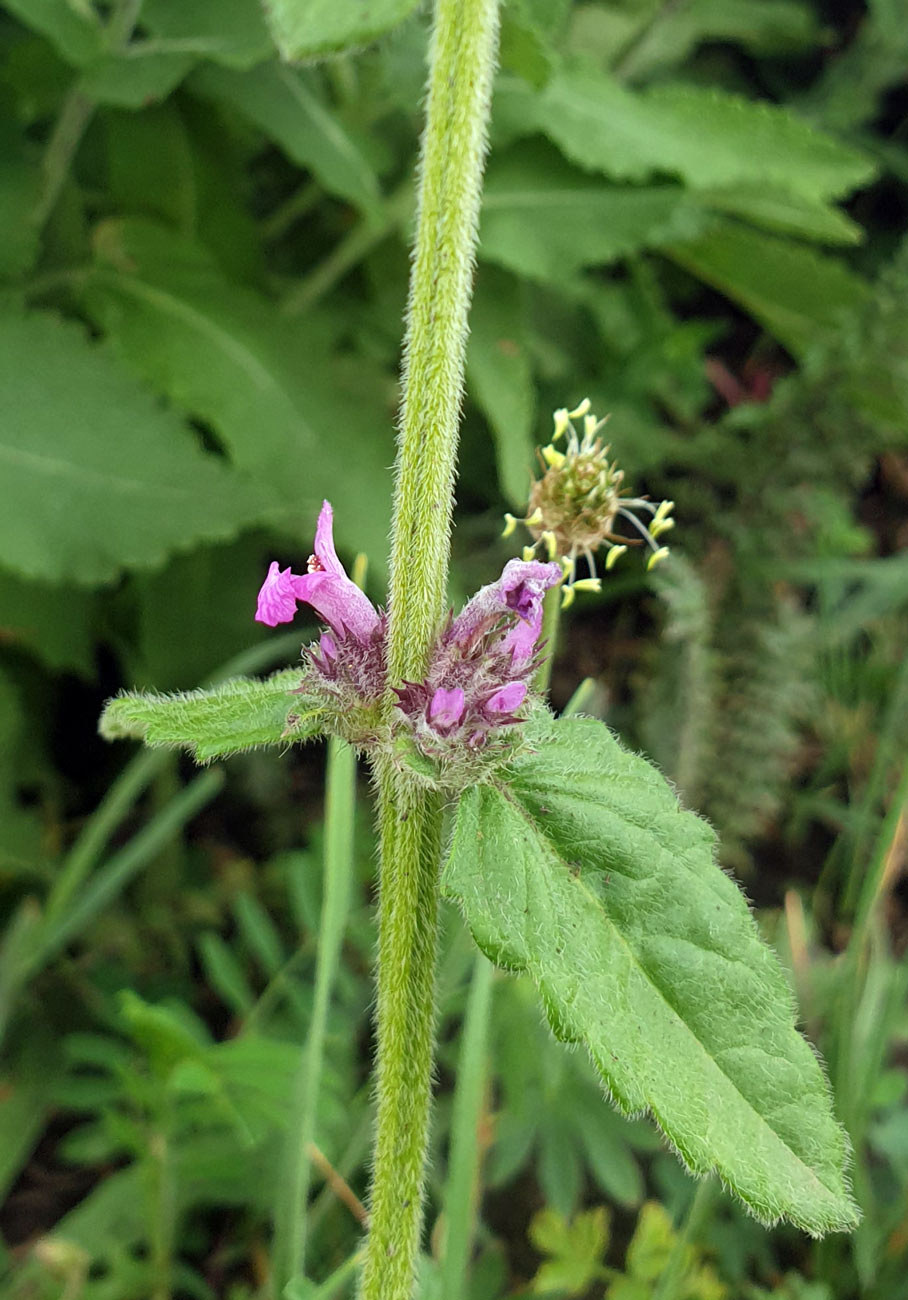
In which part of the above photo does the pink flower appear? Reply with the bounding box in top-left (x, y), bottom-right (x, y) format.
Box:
top-left (449, 558), bottom-right (562, 667)
top-left (255, 501), bottom-right (380, 643)
top-left (428, 687), bottom-right (466, 734)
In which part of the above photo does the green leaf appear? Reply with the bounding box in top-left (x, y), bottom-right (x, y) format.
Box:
top-left (480, 142), bottom-right (705, 282)
top-left (442, 708), bottom-right (858, 1235)
top-left (467, 266), bottom-right (535, 506)
top-left (529, 1206), bottom-right (609, 1296)
top-left (78, 47), bottom-right (195, 108)
top-left (263, 0), bottom-right (421, 60)
top-left (665, 218), bottom-right (871, 358)
top-left (99, 671), bottom-right (323, 762)
top-left (191, 61), bottom-right (381, 215)
top-left (0, 566), bottom-right (96, 675)
top-left (0, 0), bottom-right (103, 65)
top-left (0, 305), bottom-right (271, 584)
top-left (81, 218), bottom-right (394, 571)
top-left (617, 0), bottom-right (822, 80)
top-left (141, 0), bottom-right (274, 70)
top-left (538, 70), bottom-right (875, 203)
top-left (0, 120), bottom-right (41, 277)
top-left (699, 183), bottom-right (863, 246)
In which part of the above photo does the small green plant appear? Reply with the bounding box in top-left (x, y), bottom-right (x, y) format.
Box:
top-left (98, 4), bottom-right (859, 1299)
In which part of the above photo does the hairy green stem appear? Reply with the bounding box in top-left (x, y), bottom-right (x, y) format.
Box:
top-left (362, 2), bottom-right (500, 1298)
top-left (535, 586), bottom-right (563, 695)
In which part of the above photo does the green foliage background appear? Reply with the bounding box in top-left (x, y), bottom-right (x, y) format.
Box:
top-left (1, 1), bottom-right (907, 1297)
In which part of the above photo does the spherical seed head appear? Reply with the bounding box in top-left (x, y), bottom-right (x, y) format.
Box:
top-left (527, 438), bottom-right (625, 557)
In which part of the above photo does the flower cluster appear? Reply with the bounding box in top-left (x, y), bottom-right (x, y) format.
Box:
top-left (255, 502), bottom-right (560, 766)
top-left (504, 399), bottom-right (675, 607)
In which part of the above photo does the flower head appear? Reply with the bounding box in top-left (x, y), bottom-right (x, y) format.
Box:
top-left (504, 400), bottom-right (675, 606)
top-left (394, 558), bottom-right (561, 756)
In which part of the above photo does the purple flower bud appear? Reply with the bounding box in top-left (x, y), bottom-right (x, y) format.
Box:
top-left (449, 558), bottom-right (561, 657)
top-left (255, 501), bottom-right (380, 643)
top-left (484, 681), bottom-right (527, 716)
top-left (427, 686), bottom-right (466, 735)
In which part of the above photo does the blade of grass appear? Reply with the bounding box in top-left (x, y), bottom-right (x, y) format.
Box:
top-left (273, 736), bottom-right (358, 1296)
top-left (440, 952), bottom-right (494, 1300)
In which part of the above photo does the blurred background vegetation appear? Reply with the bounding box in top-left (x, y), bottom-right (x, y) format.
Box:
top-left (1, 0), bottom-right (907, 1297)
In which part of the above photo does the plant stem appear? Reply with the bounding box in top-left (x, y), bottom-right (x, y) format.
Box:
top-left (362, 2), bottom-right (500, 1298)
top-left (273, 738), bottom-right (358, 1296)
top-left (535, 586), bottom-right (562, 695)
top-left (650, 1177), bottom-right (716, 1300)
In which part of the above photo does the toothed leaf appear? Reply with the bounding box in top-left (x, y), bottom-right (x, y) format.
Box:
top-left (442, 708), bottom-right (857, 1236)
top-left (100, 671), bottom-right (324, 762)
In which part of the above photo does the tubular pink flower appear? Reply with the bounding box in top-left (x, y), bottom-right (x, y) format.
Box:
top-left (449, 558), bottom-right (561, 652)
top-left (254, 501), bottom-right (380, 642)
top-left (428, 686), bottom-right (466, 734)
top-left (484, 681), bottom-right (527, 716)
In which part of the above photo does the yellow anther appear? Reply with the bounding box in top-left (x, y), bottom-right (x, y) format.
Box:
top-left (522, 545), bottom-right (537, 563)
top-left (502, 513), bottom-right (518, 538)
top-left (567, 398), bottom-right (591, 419)
top-left (525, 507), bottom-right (544, 528)
top-left (650, 516), bottom-right (675, 539)
top-left (652, 500), bottom-right (675, 527)
top-left (561, 584), bottom-right (576, 609)
top-left (572, 577), bottom-right (602, 594)
top-left (541, 530), bottom-right (558, 560)
top-left (605, 544), bottom-right (627, 570)
top-left (646, 546), bottom-right (670, 571)
top-left (352, 553), bottom-right (369, 589)
top-left (552, 409), bottom-right (570, 441)
top-left (541, 444), bottom-right (566, 469)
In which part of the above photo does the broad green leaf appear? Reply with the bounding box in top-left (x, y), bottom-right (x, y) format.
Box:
top-left (538, 70), bottom-right (875, 203)
top-left (100, 671), bottom-right (323, 762)
top-left (467, 266), bottom-right (536, 506)
top-left (191, 61), bottom-right (381, 215)
top-left (141, 0), bottom-right (274, 70)
top-left (442, 709), bottom-right (858, 1235)
top-left (617, 0), bottom-right (821, 80)
top-left (665, 218), bottom-right (871, 358)
top-left (78, 47), bottom-right (195, 107)
top-left (263, 0), bottom-right (421, 60)
top-left (0, 121), bottom-right (41, 277)
top-left (81, 218), bottom-right (394, 571)
top-left (0, 566), bottom-right (96, 675)
top-left (0, 305), bottom-right (271, 584)
top-left (0, 0), bottom-right (103, 65)
top-left (699, 184), bottom-right (863, 246)
top-left (480, 143), bottom-right (705, 282)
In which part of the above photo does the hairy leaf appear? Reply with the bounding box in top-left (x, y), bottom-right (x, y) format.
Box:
top-left (79, 48), bottom-right (195, 107)
top-left (699, 183), bottom-right (863, 246)
top-left (538, 70), bottom-right (874, 203)
top-left (443, 709), bottom-right (857, 1235)
top-left (467, 266), bottom-right (536, 506)
top-left (100, 671), bottom-right (323, 762)
top-left (142, 0), bottom-right (274, 69)
top-left (666, 218), bottom-right (870, 357)
top-left (263, 0), bottom-right (421, 60)
top-left (81, 218), bottom-right (393, 571)
top-left (480, 143), bottom-right (704, 282)
top-left (191, 61), bottom-right (381, 215)
top-left (1, 0), bottom-right (103, 64)
top-left (0, 306), bottom-right (271, 584)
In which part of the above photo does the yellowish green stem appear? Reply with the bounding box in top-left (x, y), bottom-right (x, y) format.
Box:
top-left (361, 2), bottom-right (501, 1298)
